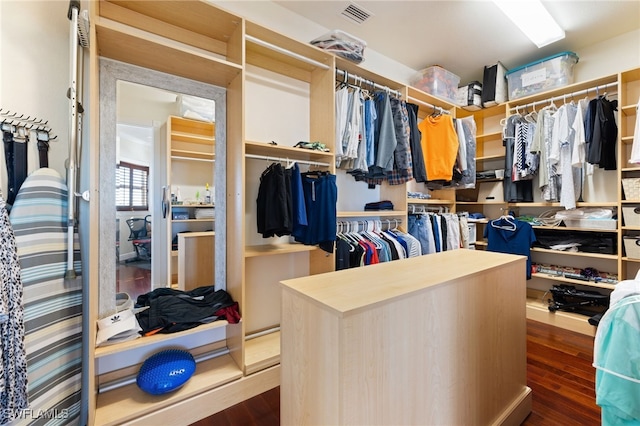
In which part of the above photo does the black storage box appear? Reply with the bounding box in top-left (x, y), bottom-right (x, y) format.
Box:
top-left (481, 62), bottom-right (507, 107)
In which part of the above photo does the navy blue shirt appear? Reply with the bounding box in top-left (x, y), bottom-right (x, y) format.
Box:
top-left (484, 218), bottom-right (536, 279)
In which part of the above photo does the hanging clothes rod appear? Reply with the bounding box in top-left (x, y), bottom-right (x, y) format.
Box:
top-left (406, 96), bottom-right (452, 115)
top-left (509, 82), bottom-right (618, 113)
top-left (245, 35), bottom-right (331, 71)
top-left (337, 218), bottom-right (402, 232)
top-left (246, 153), bottom-right (330, 167)
top-left (336, 68), bottom-right (402, 98)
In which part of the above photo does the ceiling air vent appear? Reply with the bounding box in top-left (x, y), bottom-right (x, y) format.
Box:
top-left (340, 3), bottom-right (373, 25)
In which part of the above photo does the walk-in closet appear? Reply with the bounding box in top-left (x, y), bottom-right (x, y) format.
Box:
top-left (1, 0), bottom-right (640, 424)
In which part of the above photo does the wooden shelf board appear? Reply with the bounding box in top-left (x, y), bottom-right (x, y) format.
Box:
top-left (510, 202), bottom-right (618, 207)
top-left (245, 244), bottom-right (317, 258)
top-left (622, 226), bottom-right (640, 231)
top-left (244, 331), bottom-right (280, 375)
top-left (455, 103), bottom-right (506, 119)
top-left (474, 241), bottom-right (487, 246)
top-left (622, 167), bottom-right (640, 172)
top-left (172, 130), bottom-right (214, 145)
top-left (531, 247), bottom-right (617, 260)
top-left (95, 353), bottom-right (242, 426)
top-left (621, 200), bottom-right (640, 204)
top-left (337, 210), bottom-right (407, 218)
top-left (530, 272), bottom-right (616, 289)
top-left (456, 201), bottom-right (505, 205)
top-left (621, 104), bottom-right (636, 116)
top-left (95, 19), bottom-right (242, 88)
top-left (171, 149), bottom-right (214, 160)
top-left (172, 218), bottom-right (214, 223)
top-left (477, 153), bottom-right (505, 161)
top-left (172, 204), bottom-right (215, 208)
top-left (477, 177), bottom-right (504, 183)
top-left (407, 198), bottom-right (454, 205)
top-left (623, 135), bottom-right (634, 145)
top-left (245, 22), bottom-right (332, 82)
top-left (95, 320), bottom-right (229, 359)
top-left (99, 0), bottom-right (241, 56)
top-left (245, 141), bottom-right (334, 163)
top-left (508, 74), bottom-right (617, 108)
top-left (526, 296), bottom-right (596, 337)
top-left (622, 256), bottom-right (640, 263)
top-left (476, 131), bottom-right (503, 143)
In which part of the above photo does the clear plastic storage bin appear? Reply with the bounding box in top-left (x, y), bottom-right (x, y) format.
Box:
top-left (409, 66), bottom-right (460, 104)
top-left (310, 30), bottom-right (366, 64)
top-left (505, 51), bottom-right (579, 100)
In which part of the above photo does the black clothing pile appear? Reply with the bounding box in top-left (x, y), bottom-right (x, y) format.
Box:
top-left (533, 229), bottom-right (616, 255)
top-left (364, 200), bottom-right (394, 211)
top-left (135, 286), bottom-right (240, 335)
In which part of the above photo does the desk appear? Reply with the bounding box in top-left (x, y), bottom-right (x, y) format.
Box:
top-left (177, 231), bottom-right (215, 291)
top-left (280, 249), bottom-right (531, 425)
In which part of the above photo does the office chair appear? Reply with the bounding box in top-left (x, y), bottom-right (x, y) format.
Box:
top-left (125, 215), bottom-right (151, 263)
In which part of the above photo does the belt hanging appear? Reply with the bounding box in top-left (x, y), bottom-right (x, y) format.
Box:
top-left (37, 131), bottom-right (50, 168)
top-left (3, 130), bottom-right (16, 206)
top-left (3, 129), bottom-right (28, 207)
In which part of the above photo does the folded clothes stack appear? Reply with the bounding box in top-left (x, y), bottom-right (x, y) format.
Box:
top-left (364, 200), bottom-right (394, 211)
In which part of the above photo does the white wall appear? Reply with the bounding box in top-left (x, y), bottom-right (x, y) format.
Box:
top-left (212, 0), bottom-right (418, 84)
top-left (213, 0), bottom-right (640, 85)
top-left (574, 29), bottom-right (640, 82)
top-left (0, 0), bottom-right (71, 194)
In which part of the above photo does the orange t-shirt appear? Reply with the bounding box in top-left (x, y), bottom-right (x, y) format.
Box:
top-left (418, 115), bottom-right (459, 181)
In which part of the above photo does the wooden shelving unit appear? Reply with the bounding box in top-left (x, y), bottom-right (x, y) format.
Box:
top-left (244, 331), bottom-right (281, 375)
top-left (244, 244), bottom-right (318, 258)
top-left (95, 354), bottom-right (243, 426)
top-left (337, 210), bottom-right (407, 218)
top-left (88, 2), bottom-right (640, 422)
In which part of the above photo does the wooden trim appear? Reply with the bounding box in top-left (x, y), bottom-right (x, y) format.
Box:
top-left (127, 365), bottom-right (279, 426)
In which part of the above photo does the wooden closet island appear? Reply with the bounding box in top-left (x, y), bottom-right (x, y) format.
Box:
top-left (280, 249), bottom-right (532, 425)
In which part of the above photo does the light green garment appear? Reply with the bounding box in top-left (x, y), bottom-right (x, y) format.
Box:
top-left (594, 294), bottom-right (640, 425)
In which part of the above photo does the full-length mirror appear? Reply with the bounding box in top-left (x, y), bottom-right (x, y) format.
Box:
top-left (99, 59), bottom-right (226, 317)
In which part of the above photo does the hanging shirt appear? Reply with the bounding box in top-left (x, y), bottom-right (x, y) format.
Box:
top-left (406, 103), bottom-right (427, 182)
top-left (386, 98), bottom-right (413, 185)
top-left (335, 86), bottom-right (349, 165)
top-left (364, 98), bottom-right (377, 167)
top-left (418, 114), bottom-right (459, 181)
top-left (484, 217), bottom-right (536, 279)
top-left (370, 91), bottom-right (398, 177)
top-left (550, 104), bottom-right (580, 209)
top-left (593, 294), bottom-right (640, 424)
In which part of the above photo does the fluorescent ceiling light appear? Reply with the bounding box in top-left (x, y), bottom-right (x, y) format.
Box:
top-left (493, 0), bottom-right (565, 48)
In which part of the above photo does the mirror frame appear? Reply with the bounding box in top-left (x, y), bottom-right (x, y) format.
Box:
top-left (99, 58), bottom-right (227, 317)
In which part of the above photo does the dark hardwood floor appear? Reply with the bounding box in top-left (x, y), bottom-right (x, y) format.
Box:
top-left (191, 319), bottom-right (600, 426)
top-left (116, 261), bottom-right (152, 302)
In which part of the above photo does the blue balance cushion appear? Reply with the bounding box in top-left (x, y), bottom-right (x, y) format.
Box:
top-left (136, 349), bottom-right (196, 395)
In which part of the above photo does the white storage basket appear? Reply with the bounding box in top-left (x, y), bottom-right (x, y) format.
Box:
top-left (623, 206), bottom-right (640, 227)
top-left (624, 236), bottom-right (640, 259)
top-left (622, 178), bottom-right (640, 200)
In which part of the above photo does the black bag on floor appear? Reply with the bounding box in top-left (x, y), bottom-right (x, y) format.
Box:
top-left (547, 285), bottom-right (609, 323)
